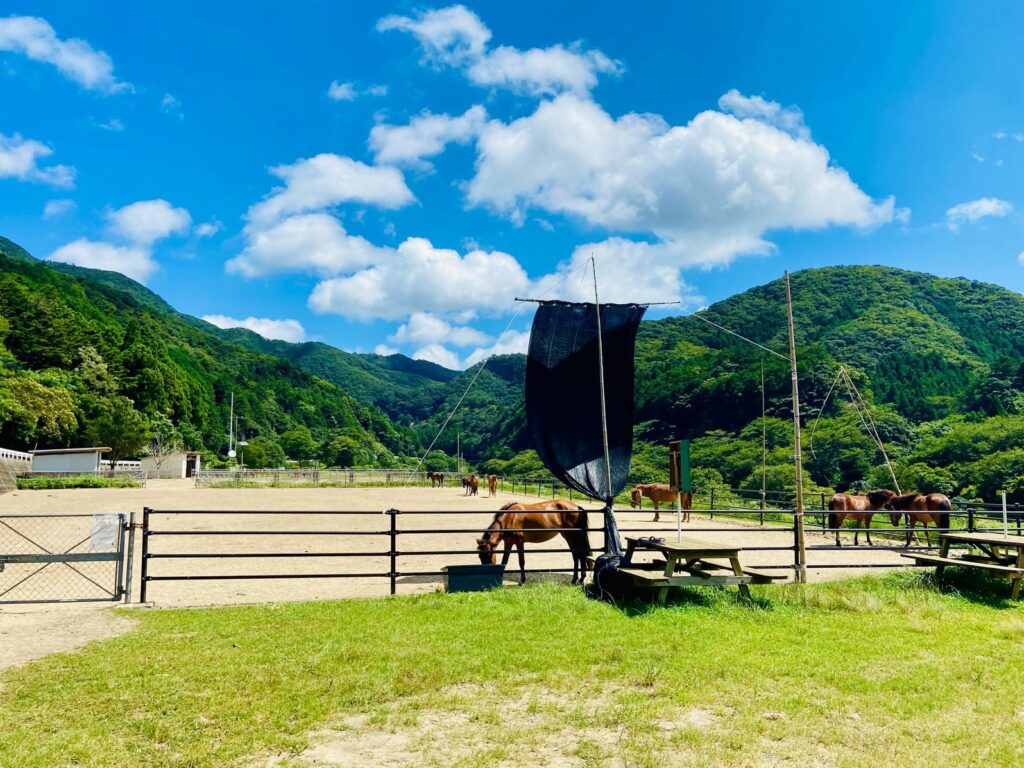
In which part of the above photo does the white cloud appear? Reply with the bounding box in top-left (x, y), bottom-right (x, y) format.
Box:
top-left (95, 117), bottom-right (124, 132)
top-left (107, 199), bottom-right (192, 245)
top-left (365, 84), bottom-right (388, 97)
top-left (467, 44), bottom-right (621, 97)
top-left (48, 239), bottom-right (156, 282)
top-left (718, 89), bottom-right (809, 139)
top-left (227, 213), bottom-right (388, 278)
top-left (369, 105), bottom-right (486, 168)
top-left (374, 343), bottom-right (398, 356)
top-left (945, 197), bottom-right (1013, 231)
top-left (308, 237), bottom-right (530, 321)
top-left (327, 80), bottom-right (356, 101)
top-left (468, 93), bottom-right (895, 268)
top-left (0, 132), bottom-right (75, 187)
top-left (412, 343), bottom-right (462, 370)
top-left (194, 220), bottom-right (222, 238)
top-left (1018, 251), bottom-right (1024, 266)
top-left (42, 198), bottom-right (75, 219)
top-left (246, 153), bottom-right (415, 227)
top-left (378, 5), bottom-right (491, 67)
top-left (378, 5), bottom-right (619, 96)
top-left (201, 314), bottom-right (306, 343)
top-left (463, 329), bottom-right (530, 368)
top-left (161, 93), bottom-right (183, 119)
top-left (390, 312), bottom-right (491, 348)
top-left (0, 15), bottom-right (129, 92)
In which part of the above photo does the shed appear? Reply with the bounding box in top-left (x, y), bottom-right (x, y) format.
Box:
top-left (140, 451), bottom-right (202, 478)
top-left (30, 447), bottom-right (111, 474)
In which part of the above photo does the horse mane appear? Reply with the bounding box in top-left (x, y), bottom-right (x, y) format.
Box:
top-left (889, 492), bottom-right (920, 509)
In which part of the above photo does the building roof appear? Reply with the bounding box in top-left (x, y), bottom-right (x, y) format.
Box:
top-left (32, 447), bottom-right (111, 455)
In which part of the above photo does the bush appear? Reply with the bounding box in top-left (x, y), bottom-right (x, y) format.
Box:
top-left (16, 474), bottom-right (139, 490)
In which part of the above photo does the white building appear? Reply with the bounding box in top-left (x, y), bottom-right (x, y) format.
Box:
top-left (140, 451), bottom-right (202, 478)
top-left (30, 447), bottom-right (111, 473)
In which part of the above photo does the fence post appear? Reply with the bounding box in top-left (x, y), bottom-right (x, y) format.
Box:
top-left (968, 507), bottom-right (975, 533)
top-left (140, 506), bottom-right (151, 604)
top-left (124, 511), bottom-right (136, 604)
top-left (709, 487), bottom-right (715, 519)
top-left (388, 508), bottom-right (398, 596)
top-left (792, 509), bottom-right (801, 577)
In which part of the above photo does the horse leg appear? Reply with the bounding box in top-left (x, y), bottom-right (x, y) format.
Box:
top-left (854, 518), bottom-right (860, 546)
top-left (924, 522), bottom-right (931, 548)
top-left (517, 541), bottom-right (526, 585)
top-left (500, 539), bottom-right (512, 567)
top-left (865, 515), bottom-right (873, 546)
top-left (653, 500), bottom-right (660, 523)
top-left (834, 515), bottom-right (842, 548)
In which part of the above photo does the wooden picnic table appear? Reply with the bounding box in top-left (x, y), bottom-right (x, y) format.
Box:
top-left (901, 531), bottom-right (1024, 600)
top-left (619, 536), bottom-right (784, 604)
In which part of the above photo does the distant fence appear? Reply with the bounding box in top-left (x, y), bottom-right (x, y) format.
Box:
top-left (0, 447), bottom-right (32, 464)
top-left (18, 469), bottom-right (148, 487)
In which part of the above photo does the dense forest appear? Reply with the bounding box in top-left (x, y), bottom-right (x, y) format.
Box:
top-left (3, 235), bottom-right (1024, 500)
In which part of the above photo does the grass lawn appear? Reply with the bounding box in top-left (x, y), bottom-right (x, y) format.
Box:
top-left (1, 573), bottom-right (1022, 767)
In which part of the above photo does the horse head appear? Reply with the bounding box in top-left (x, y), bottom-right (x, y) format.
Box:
top-left (867, 489), bottom-right (896, 509)
top-left (475, 536), bottom-right (496, 564)
top-left (629, 487), bottom-right (642, 508)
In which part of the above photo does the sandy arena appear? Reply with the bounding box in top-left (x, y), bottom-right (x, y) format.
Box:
top-left (1, 480), bottom-right (913, 672)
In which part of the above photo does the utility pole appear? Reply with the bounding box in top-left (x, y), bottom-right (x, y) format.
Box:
top-left (785, 272), bottom-right (807, 583)
top-left (592, 256), bottom-right (618, 557)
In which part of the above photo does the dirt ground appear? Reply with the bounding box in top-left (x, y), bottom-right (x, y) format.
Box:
top-left (0, 480), bottom-right (913, 673)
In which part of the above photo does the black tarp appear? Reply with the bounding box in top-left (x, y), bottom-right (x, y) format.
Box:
top-left (525, 300), bottom-right (647, 503)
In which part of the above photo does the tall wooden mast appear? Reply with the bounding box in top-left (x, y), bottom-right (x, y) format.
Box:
top-left (785, 272), bottom-right (807, 583)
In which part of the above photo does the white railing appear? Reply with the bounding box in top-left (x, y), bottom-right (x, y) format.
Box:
top-left (0, 447), bottom-right (32, 464)
top-left (194, 468), bottom-right (439, 488)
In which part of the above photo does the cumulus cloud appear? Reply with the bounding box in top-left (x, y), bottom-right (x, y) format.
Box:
top-left (0, 15), bottom-right (129, 92)
top-left (227, 213), bottom-right (389, 278)
top-left (390, 312), bottom-right (491, 348)
top-left (48, 239), bottom-right (156, 282)
top-left (194, 220), bottom-right (222, 238)
top-left (463, 329), bottom-right (530, 368)
top-left (161, 93), bottom-right (183, 119)
top-left (374, 343), bottom-right (399, 356)
top-left (201, 314), bottom-right (306, 342)
top-left (246, 153), bottom-right (414, 227)
top-left (308, 237), bottom-right (530, 321)
top-left (945, 197), bottom-right (1013, 231)
top-left (47, 198), bottom-right (191, 283)
top-left (378, 5), bottom-right (619, 96)
top-left (718, 89), bottom-right (809, 139)
top-left (107, 199), bottom-right (191, 245)
top-left (42, 198), bottom-right (75, 219)
top-left (0, 132), bottom-right (75, 187)
top-left (327, 80), bottom-right (356, 101)
top-left (369, 105), bottom-right (487, 168)
top-left (468, 93), bottom-right (895, 268)
top-left (411, 343), bottom-right (462, 369)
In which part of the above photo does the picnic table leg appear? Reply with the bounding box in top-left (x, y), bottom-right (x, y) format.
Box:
top-left (935, 537), bottom-right (952, 585)
top-left (729, 556), bottom-right (752, 600)
top-left (1013, 548), bottom-right (1024, 601)
top-left (656, 554), bottom-right (677, 605)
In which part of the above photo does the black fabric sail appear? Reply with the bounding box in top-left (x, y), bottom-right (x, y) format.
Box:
top-left (525, 301), bottom-right (647, 503)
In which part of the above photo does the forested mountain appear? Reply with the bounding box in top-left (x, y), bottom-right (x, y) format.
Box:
top-left (0, 237), bottom-right (416, 465)
top-left (3, 234), bottom-right (1023, 499)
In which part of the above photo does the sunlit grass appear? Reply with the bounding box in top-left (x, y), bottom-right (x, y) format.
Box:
top-left (0, 573), bottom-right (1021, 767)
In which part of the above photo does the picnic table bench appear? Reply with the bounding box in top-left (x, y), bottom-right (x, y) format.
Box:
top-left (900, 531), bottom-right (1024, 600)
top-left (620, 536), bottom-right (785, 604)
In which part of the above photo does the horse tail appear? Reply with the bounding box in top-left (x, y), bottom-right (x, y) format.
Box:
top-left (576, 509), bottom-right (592, 557)
top-left (937, 496), bottom-right (952, 530)
top-left (826, 497), bottom-right (839, 530)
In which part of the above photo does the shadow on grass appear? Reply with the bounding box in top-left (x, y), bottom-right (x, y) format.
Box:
top-left (911, 568), bottom-right (1021, 609)
top-left (588, 580), bottom-right (774, 616)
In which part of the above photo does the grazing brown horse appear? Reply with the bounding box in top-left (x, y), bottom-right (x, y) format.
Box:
top-left (826, 489), bottom-right (896, 546)
top-left (476, 499), bottom-right (591, 585)
top-left (462, 473), bottom-right (479, 496)
top-left (629, 483), bottom-right (691, 523)
top-left (428, 472), bottom-right (445, 488)
top-left (886, 492), bottom-right (952, 547)
top-left (487, 474), bottom-right (498, 496)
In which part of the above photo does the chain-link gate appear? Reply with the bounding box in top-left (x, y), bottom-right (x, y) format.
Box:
top-left (0, 514), bottom-right (133, 604)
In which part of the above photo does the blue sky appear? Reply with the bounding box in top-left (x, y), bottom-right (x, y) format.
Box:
top-left (2, 2), bottom-right (1023, 368)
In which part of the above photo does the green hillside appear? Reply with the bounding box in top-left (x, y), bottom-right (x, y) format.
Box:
top-left (0, 237), bottom-right (416, 466)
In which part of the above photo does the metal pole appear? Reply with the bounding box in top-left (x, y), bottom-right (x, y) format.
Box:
top-left (388, 508), bottom-right (398, 596)
top-left (124, 511), bottom-right (136, 604)
top-left (140, 506), bottom-right (150, 603)
top-left (785, 271), bottom-right (807, 583)
top-left (591, 256), bottom-right (618, 556)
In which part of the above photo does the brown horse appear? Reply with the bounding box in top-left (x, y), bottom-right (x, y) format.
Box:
top-left (476, 499), bottom-right (592, 585)
top-left (487, 474), bottom-right (498, 496)
top-left (826, 489), bottom-right (896, 546)
top-left (886, 492), bottom-right (952, 547)
top-left (629, 483), bottom-right (691, 523)
top-left (428, 472), bottom-right (445, 488)
top-left (462, 473), bottom-right (479, 496)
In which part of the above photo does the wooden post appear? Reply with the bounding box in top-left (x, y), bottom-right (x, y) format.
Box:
top-left (785, 271), bottom-right (807, 583)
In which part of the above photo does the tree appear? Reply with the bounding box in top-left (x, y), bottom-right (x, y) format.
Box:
top-left (145, 413), bottom-right (181, 470)
top-left (240, 436), bottom-right (285, 469)
top-left (86, 397), bottom-right (149, 467)
top-left (279, 426), bottom-right (317, 461)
